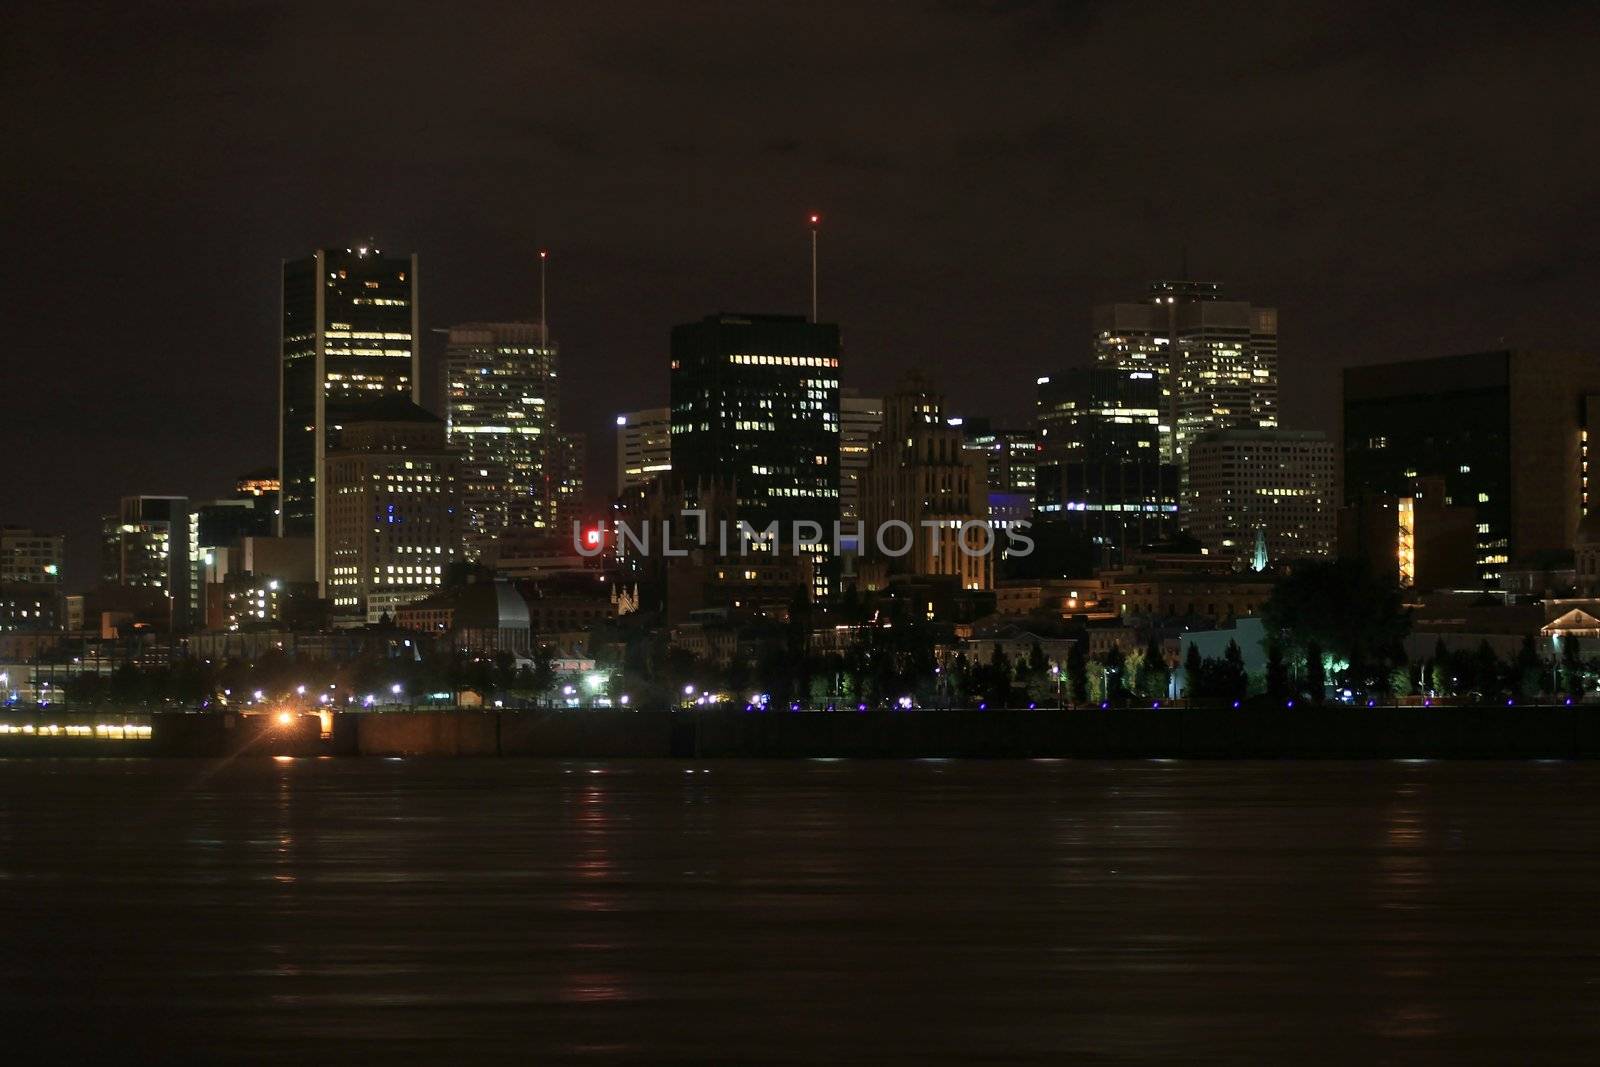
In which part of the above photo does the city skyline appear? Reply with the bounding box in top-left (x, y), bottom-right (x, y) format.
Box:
top-left (10, 3), bottom-right (1600, 583)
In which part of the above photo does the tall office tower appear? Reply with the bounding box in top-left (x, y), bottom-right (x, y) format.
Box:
top-left (615, 407), bottom-right (672, 494)
top-left (1185, 429), bottom-right (1335, 568)
top-left (1093, 280), bottom-right (1277, 467)
top-left (549, 431), bottom-right (587, 534)
top-left (280, 245), bottom-right (420, 587)
top-left (324, 398), bottom-right (460, 623)
top-left (1344, 350), bottom-right (1600, 586)
top-left (445, 322), bottom-right (559, 558)
top-left (1034, 368), bottom-right (1178, 557)
top-left (860, 376), bottom-right (992, 591)
top-left (669, 313), bottom-right (841, 597)
top-left (101, 495), bottom-right (191, 629)
top-left (1, 526), bottom-right (64, 584)
top-left (839, 390), bottom-right (884, 525)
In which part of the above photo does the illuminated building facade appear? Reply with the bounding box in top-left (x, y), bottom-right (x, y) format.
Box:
top-left (549, 431), bottom-right (587, 533)
top-left (1034, 368), bottom-right (1178, 557)
top-left (1185, 429), bottom-right (1335, 567)
top-left (839, 389), bottom-right (884, 550)
top-left (445, 322), bottom-right (559, 557)
top-left (101, 495), bottom-right (191, 629)
top-left (1093, 280), bottom-right (1278, 467)
top-left (1, 527), bottom-right (63, 585)
top-left (669, 313), bottom-right (840, 597)
top-left (1343, 350), bottom-right (1600, 585)
top-left (959, 417), bottom-right (1037, 496)
top-left (615, 407), bottom-right (672, 494)
top-left (279, 246), bottom-right (419, 587)
top-left (860, 376), bottom-right (992, 591)
top-left (323, 399), bottom-right (460, 623)
top-left (0, 526), bottom-right (64, 633)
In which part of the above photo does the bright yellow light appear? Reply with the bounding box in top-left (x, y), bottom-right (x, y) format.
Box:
top-left (276, 711), bottom-right (293, 726)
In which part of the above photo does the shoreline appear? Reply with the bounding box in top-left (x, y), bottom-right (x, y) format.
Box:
top-left (5, 705), bottom-right (1600, 760)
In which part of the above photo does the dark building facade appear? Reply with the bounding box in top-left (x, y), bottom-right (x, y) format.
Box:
top-left (669, 314), bottom-right (840, 596)
top-left (279, 246), bottom-right (420, 587)
top-left (1034, 367), bottom-right (1178, 558)
top-left (1343, 350), bottom-right (1600, 585)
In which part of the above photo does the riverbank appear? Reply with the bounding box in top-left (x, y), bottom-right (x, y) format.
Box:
top-left (5, 704), bottom-right (1600, 758)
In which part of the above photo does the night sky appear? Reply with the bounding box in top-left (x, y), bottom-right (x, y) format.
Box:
top-left (6, 2), bottom-right (1599, 587)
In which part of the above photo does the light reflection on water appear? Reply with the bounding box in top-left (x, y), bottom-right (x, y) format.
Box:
top-left (0, 758), bottom-right (1597, 1063)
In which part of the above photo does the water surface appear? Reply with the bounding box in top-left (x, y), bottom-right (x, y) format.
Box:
top-left (2, 758), bottom-right (1596, 1063)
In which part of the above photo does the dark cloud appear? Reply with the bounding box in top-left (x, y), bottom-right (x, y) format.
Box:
top-left (4, 0), bottom-right (1598, 582)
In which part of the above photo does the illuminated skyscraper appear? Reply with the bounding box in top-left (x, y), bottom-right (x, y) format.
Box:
top-left (549, 430), bottom-right (587, 534)
top-left (615, 407), bottom-right (672, 494)
top-left (445, 322), bottom-right (559, 558)
top-left (1034, 368), bottom-right (1178, 556)
top-left (1093, 280), bottom-right (1277, 467)
top-left (324, 399), bottom-right (460, 623)
top-left (860, 376), bottom-right (992, 591)
top-left (839, 390), bottom-right (883, 525)
top-left (670, 313), bottom-right (840, 597)
top-left (1186, 429), bottom-right (1335, 567)
top-left (279, 245), bottom-right (419, 589)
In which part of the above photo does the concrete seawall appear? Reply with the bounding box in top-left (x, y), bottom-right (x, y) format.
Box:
top-left (7, 706), bottom-right (1600, 759)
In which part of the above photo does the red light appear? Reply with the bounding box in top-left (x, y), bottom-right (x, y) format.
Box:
top-left (539, 249), bottom-right (548, 258)
top-left (809, 214), bottom-right (820, 225)
top-left (585, 529), bottom-right (601, 546)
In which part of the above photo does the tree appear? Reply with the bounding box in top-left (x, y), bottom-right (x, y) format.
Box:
top-left (1137, 636), bottom-right (1169, 700)
top-left (1262, 558), bottom-right (1410, 692)
top-left (1066, 641), bottom-right (1089, 705)
top-left (1184, 644), bottom-right (1203, 700)
top-left (1473, 640), bottom-right (1501, 698)
top-left (1101, 645), bottom-right (1127, 705)
top-left (1304, 640), bottom-right (1325, 703)
top-left (1514, 634), bottom-right (1542, 699)
top-left (1562, 636), bottom-right (1584, 697)
top-left (1265, 640), bottom-right (1290, 703)
top-left (1222, 640), bottom-right (1248, 702)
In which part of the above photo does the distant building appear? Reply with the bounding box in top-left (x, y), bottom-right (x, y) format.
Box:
top-left (860, 375), bottom-right (992, 591)
top-left (839, 390), bottom-right (884, 525)
top-left (669, 313), bottom-right (841, 598)
top-left (549, 431), bottom-right (587, 535)
top-left (187, 481), bottom-right (277, 626)
top-left (1339, 477), bottom-right (1478, 592)
top-left (1094, 279), bottom-right (1278, 466)
top-left (615, 407), bottom-right (672, 495)
top-left (1343, 350), bottom-right (1600, 584)
top-left (0, 525), bottom-right (63, 632)
top-left (1034, 367), bottom-right (1177, 558)
top-left (1, 527), bottom-right (64, 585)
top-left (959, 417), bottom-right (1037, 496)
top-left (445, 322), bottom-right (559, 557)
top-left (279, 245), bottom-right (420, 587)
top-left (101, 495), bottom-right (190, 629)
top-left (323, 398), bottom-right (460, 623)
top-left (1185, 429), bottom-right (1335, 567)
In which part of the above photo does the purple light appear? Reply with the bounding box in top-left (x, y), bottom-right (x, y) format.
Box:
top-left (1151, 701), bottom-right (1160, 709)
top-left (1100, 702), bottom-right (1108, 709)
top-left (1424, 699), bottom-right (1431, 707)
top-left (1507, 698), bottom-right (1514, 706)
top-left (1287, 700), bottom-right (1295, 708)
top-left (857, 703), bottom-right (867, 712)
top-left (978, 702), bottom-right (988, 711)
top-left (1366, 699), bottom-right (1375, 708)
top-left (1566, 697), bottom-right (1575, 706)
top-left (1232, 700), bottom-right (1241, 708)
top-left (1027, 702), bottom-right (1037, 710)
